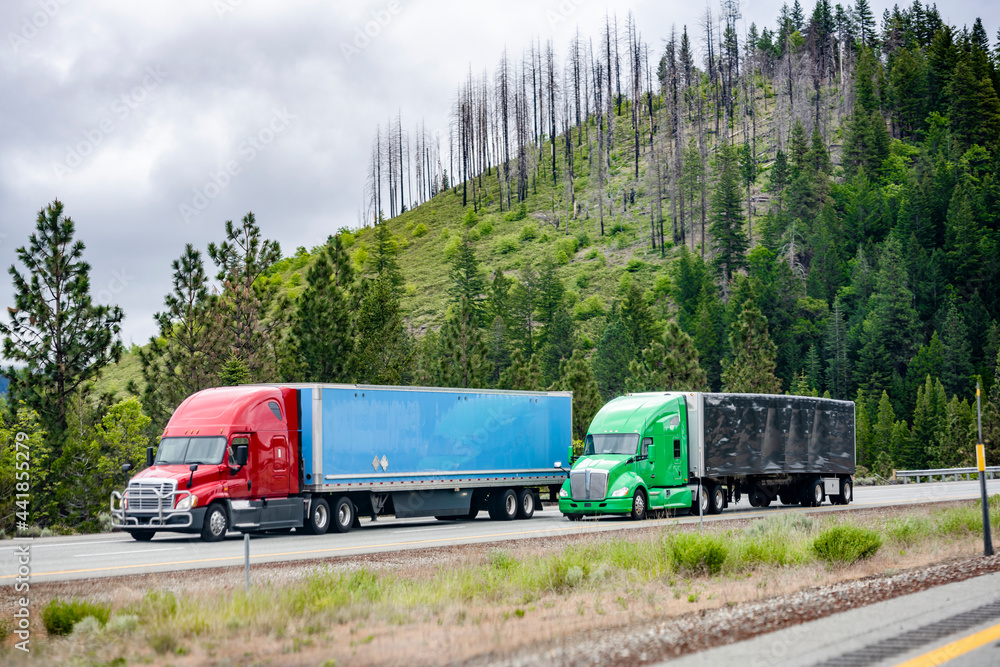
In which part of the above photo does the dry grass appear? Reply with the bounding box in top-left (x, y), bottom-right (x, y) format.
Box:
top-left (3, 499), bottom-right (999, 666)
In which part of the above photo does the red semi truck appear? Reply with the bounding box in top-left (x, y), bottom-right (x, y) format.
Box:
top-left (111, 383), bottom-right (572, 541)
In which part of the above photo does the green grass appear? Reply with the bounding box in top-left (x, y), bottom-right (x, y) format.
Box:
top-left (42, 598), bottom-right (112, 636)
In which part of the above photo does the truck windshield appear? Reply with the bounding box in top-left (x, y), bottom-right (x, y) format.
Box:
top-left (155, 437), bottom-right (228, 465)
top-left (583, 433), bottom-right (640, 455)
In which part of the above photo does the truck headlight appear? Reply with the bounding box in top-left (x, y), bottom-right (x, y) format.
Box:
top-left (611, 487), bottom-right (630, 498)
top-left (176, 494), bottom-right (197, 511)
top-left (559, 488), bottom-right (568, 498)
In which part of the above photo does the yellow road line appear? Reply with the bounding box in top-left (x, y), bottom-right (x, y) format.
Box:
top-left (895, 620), bottom-right (1000, 666)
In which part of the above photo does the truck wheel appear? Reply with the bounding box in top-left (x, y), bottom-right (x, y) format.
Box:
top-left (305, 498), bottom-right (330, 535)
top-left (516, 489), bottom-right (536, 520)
top-left (837, 478), bottom-right (853, 505)
top-left (709, 484), bottom-right (725, 515)
top-left (489, 488), bottom-right (518, 521)
top-left (803, 479), bottom-right (824, 507)
top-left (201, 503), bottom-right (228, 542)
top-left (779, 493), bottom-right (800, 506)
top-left (333, 497), bottom-right (354, 533)
top-left (129, 530), bottom-right (155, 542)
top-left (752, 487), bottom-right (771, 508)
top-left (696, 485), bottom-right (710, 515)
top-left (630, 489), bottom-right (647, 521)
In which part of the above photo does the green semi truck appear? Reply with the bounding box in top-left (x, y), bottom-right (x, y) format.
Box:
top-left (558, 392), bottom-right (856, 520)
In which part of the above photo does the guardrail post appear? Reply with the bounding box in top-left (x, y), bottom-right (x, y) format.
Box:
top-left (976, 382), bottom-right (993, 557)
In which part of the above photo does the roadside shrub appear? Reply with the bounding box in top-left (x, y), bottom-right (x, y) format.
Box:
top-left (0, 616), bottom-right (10, 642)
top-left (668, 533), bottom-right (727, 575)
top-left (106, 614), bottom-right (139, 635)
top-left (812, 525), bottom-right (882, 565)
top-left (412, 223), bottom-right (428, 238)
top-left (519, 224), bottom-right (538, 242)
top-left (140, 590), bottom-right (178, 621)
top-left (42, 598), bottom-right (111, 636)
top-left (71, 615), bottom-right (103, 637)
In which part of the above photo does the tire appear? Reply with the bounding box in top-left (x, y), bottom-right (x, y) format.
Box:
top-left (752, 487), bottom-right (771, 508)
top-left (489, 488), bottom-right (518, 521)
top-left (201, 503), bottom-right (228, 542)
top-left (779, 493), bottom-right (800, 506)
top-left (630, 489), bottom-right (647, 521)
top-left (696, 485), bottom-right (710, 515)
top-left (709, 484), bottom-right (725, 515)
top-left (837, 478), bottom-right (853, 505)
top-left (565, 513), bottom-right (582, 521)
top-left (516, 489), bottom-right (536, 520)
top-left (304, 498), bottom-right (330, 535)
top-left (803, 478), bottom-right (824, 507)
top-left (332, 496), bottom-right (354, 533)
top-left (129, 530), bottom-right (155, 542)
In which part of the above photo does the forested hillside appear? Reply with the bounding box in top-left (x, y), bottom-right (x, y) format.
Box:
top-left (3, 1), bottom-right (1000, 531)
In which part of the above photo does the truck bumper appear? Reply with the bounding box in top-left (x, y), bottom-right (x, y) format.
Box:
top-left (559, 497), bottom-right (633, 516)
top-left (115, 507), bottom-right (205, 532)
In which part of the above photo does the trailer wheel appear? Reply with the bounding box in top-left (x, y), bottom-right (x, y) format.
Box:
top-left (304, 498), bottom-right (330, 535)
top-left (516, 489), bottom-right (536, 520)
top-left (201, 503), bottom-right (229, 542)
top-left (489, 489), bottom-right (518, 520)
top-left (630, 489), bottom-right (647, 521)
top-left (751, 487), bottom-right (771, 508)
top-left (836, 478), bottom-right (853, 505)
top-left (332, 496), bottom-right (354, 533)
top-left (709, 484), bottom-right (725, 515)
top-left (696, 485), bottom-right (710, 515)
top-left (129, 530), bottom-right (155, 542)
top-left (803, 478), bottom-right (824, 507)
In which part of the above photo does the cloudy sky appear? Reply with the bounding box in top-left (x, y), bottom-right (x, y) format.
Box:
top-left (0, 0), bottom-right (992, 351)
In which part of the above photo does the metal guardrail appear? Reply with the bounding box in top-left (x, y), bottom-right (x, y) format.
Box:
top-left (895, 467), bottom-right (1000, 484)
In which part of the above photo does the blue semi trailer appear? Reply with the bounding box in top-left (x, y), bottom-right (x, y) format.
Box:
top-left (113, 384), bottom-right (573, 540)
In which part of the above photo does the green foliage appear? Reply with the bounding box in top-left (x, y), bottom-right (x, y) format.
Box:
top-left (709, 142), bottom-right (748, 284)
top-left (519, 224), bottom-right (539, 242)
top-left (627, 321), bottom-right (709, 393)
top-left (593, 316), bottom-right (637, 400)
top-left (495, 235), bottom-right (518, 254)
top-left (0, 406), bottom-right (49, 533)
top-left (553, 349), bottom-right (601, 440)
top-left (218, 354), bottom-right (252, 386)
top-left (668, 533), bottom-right (728, 575)
top-left (412, 223), bottom-right (428, 238)
top-left (721, 297), bottom-right (782, 394)
top-left (42, 598), bottom-right (111, 636)
top-left (812, 525), bottom-right (882, 565)
top-left (1, 200), bottom-right (125, 441)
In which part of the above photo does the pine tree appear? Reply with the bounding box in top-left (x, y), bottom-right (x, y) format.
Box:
top-left (137, 243), bottom-right (223, 428)
top-left (353, 274), bottom-right (410, 385)
top-left (721, 300), bottom-right (782, 393)
top-left (909, 375), bottom-right (944, 469)
top-left (366, 216), bottom-right (404, 292)
top-left (627, 321), bottom-right (709, 393)
top-left (939, 301), bottom-right (972, 399)
top-left (872, 390), bottom-right (896, 466)
top-left (824, 299), bottom-right (850, 399)
top-left (593, 316), bottom-right (637, 400)
top-left (554, 349), bottom-right (602, 440)
top-left (855, 388), bottom-right (874, 469)
top-left (288, 240), bottom-right (355, 383)
top-left (448, 233), bottom-right (487, 325)
top-left (1, 201), bottom-right (124, 440)
top-left (906, 332), bottom-right (944, 399)
top-left (438, 295), bottom-right (492, 388)
top-left (498, 349), bottom-right (543, 391)
top-left (929, 395), bottom-right (975, 468)
top-left (710, 142), bottom-right (749, 286)
top-left (983, 349), bottom-right (1000, 465)
top-left (219, 353), bottom-right (252, 386)
top-left (509, 262), bottom-right (539, 355)
top-left (693, 284), bottom-right (726, 391)
top-left (539, 307), bottom-right (575, 385)
top-left (620, 278), bottom-right (656, 353)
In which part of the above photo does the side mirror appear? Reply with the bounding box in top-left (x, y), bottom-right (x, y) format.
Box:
top-left (146, 447), bottom-right (155, 467)
top-left (189, 463), bottom-right (198, 472)
top-left (235, 445), bottom-right (249, 467)
top-left (187, 463), bottom-right (198, 489)
top-left (121, 463), bottom-right (132, 473)
top-left (567, 444), bottom-right (575, 465)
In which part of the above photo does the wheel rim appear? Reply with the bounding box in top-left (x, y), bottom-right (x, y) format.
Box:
top-left (315, 504), bottom-right (329, 529)
top-left (844, 482), bottom-right (852, 501)
top-left (504, 493), bottom-right (516, 517)
top-left (337, 502), bottom-right (351, 527)
top-left (715, 489), bottom-right (724, 508)
top-left (522, 494), bottom-right (533, 514)
top-left (814, 484), bottom-right (823, 503)
top-left (634, 493), bottom-right (645, 517)
top-left (209, 509), bottom-right (226, 536)
top-left (700, 488), bottom-right (708, 512)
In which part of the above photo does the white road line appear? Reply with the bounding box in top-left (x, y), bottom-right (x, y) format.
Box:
top-left (74, 547), bottom-right (185, 557)
top-left (0, 539), bottom-right (130, 552)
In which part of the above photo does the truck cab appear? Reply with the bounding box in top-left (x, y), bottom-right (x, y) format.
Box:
top-left (111, 385), bottom-right (303, 541)
top-left (558, 393), bottom-right (695, 520)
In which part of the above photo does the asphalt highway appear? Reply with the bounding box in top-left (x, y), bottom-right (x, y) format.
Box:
top-left (3, 478), bottom-right (999, 584)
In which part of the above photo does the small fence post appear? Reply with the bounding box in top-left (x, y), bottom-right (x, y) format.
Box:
top-left (244, 532), bottom-right (251, 592)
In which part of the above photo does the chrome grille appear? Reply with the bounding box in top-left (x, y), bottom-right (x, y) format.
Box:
top-left (570, 469), bottom-right (608, 500)
top-left (127, 481), bottom-right (175, 510)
